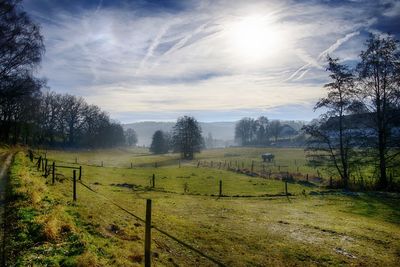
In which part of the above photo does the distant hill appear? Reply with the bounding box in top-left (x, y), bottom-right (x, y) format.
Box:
top-left (123, 121), bottom-right (236, 146)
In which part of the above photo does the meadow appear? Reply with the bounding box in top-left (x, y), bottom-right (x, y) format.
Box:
top-left (5, 147), bottom-right (400, 266)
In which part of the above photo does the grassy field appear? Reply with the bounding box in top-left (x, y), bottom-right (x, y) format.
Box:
top-left (5, 147), bottom-right (400, 266)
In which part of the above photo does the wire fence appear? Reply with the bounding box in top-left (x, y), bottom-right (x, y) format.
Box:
top-left (30, 150), bottom-right (227, 266)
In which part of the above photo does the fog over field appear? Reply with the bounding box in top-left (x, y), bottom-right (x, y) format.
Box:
top-left (124, 120), bottom-right (307, 146)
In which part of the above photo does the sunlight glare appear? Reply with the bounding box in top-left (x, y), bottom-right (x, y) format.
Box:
top-left (226, 15), bottom-right (284, 63)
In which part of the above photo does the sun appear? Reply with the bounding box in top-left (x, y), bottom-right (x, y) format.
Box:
top-left (226, 15), bottom-right (283, 63)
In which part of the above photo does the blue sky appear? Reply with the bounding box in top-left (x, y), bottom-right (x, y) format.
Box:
top-left (24, 0), bottom-right (400, 122)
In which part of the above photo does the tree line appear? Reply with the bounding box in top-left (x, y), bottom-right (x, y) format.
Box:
top-left (304, 33), bottom-right (400, 190)
top-left (234, 117), bottom-right (300, 146)
top-left (0, 0), bottom-right (125, 148)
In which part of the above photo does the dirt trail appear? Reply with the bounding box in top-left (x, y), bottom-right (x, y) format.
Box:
top-left (0, 152), bottom-right (13, 266)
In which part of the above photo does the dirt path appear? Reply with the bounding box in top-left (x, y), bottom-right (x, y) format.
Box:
top-left (0, 152), bottom-right (13, 266)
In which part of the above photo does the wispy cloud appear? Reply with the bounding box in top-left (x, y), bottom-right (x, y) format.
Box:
top-left (24, 0), bottom-right (400, 122)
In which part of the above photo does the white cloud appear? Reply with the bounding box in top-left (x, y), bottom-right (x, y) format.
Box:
top-left (32, 0), bottom-right (385, 122)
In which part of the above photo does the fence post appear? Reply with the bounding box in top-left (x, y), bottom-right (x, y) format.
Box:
top-left (145, 199), bottom-right (152, 267)
top-left (131, 162), bottom-right (133, 169)
top-left (306, 173), bottom-right (309, 181)
top-left (79, 166), bottom-right (82, 181)
top-left (52, 162), bottom-right (55, 184)
top-left (152, 174), bottom-right (155, 188)
top-left (219, 180), bottom-right (222, 197)
top-left (285, 180), bottom-right (288, 196)
top-left (251, 161), bottom-right (254, 173)
top-left (41, 158), bottom-right (45, 172)
top-left (197, 161), bottom-right (200, 168)
top-left (44, 159), bottom-right (48, 176)
top-left (73, 170), bottom-right (77, 201)
top-left (329, 176), bottom-right (332, 187)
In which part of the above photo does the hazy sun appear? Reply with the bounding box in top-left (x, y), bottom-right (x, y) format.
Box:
top-left (226, 15), bottom-right (283, 63)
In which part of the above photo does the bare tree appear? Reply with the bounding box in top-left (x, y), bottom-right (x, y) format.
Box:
top-left (0, 0), bottom-right (44, 143)
top-left (125, 128), bottom-right (138, 147)
top-left (172, 116), bottom-right (203, 160)
top-left (269, 120), bottom-right (281, 142)
top-left (305, 56), bottom-right (356, 188)
top-left (357, 34), bottom-right (400, 189)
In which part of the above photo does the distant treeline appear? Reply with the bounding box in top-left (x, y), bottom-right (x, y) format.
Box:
top-left (0, 1), bottom-right (125, 148)
top-left (234, 117), bottom-right (304, 146)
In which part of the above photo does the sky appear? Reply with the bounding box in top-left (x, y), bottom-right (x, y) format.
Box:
top-left (23, 0), bottom-right (400, 123)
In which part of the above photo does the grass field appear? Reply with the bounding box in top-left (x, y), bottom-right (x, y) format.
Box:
top-left (6, 147), bottom-right (400, 266)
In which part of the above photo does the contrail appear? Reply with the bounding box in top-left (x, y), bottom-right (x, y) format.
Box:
top-left (288, 31), bottom-right (360, 81)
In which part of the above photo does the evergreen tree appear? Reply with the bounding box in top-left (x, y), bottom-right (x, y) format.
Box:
top-left (150, 130), bottom-right (169, 154)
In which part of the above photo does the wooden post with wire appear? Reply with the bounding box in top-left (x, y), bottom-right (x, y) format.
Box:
top-left (73, 170), bottom-right (77, 201)
top-left (52, 162), bottom-right (55, 184)
top-left (44, 159), bottom-right (48, 175)
top-left (79, 166), bottom-right (82, 180)
top-left (145, 199), bottom-right (152, 267)
top-left (219, 180), bottom-right (222, 197)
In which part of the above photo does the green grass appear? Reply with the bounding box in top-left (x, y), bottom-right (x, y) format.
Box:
top-left (7, 147), bottom-right (400, 266)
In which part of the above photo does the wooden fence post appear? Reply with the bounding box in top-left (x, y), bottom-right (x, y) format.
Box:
top-left (197, 161), bottom-right (200, 168)
top-left (306, 173), bottom-right (309, 181)
top-left (251, 161), bottom-right (254, 173)
top-left (101, 161), bottom-right (104, 167)
top-left (44, 159), bottom-right (48, 175)
top-left (52, 162), bottom-right (55, 184)
top-left (219, 180), bottom-right (222, 197)
top-left (131, 162), bottom-right (133, 169)
top-left (152, 174), bottom-right (155, 188)
top-left (79, 166), bottom-right (82, 181)
top-left (73, 170), bottom-right (77, 201)
top-left (145, 199), bottom-right (152, 267)
top-left (285, 180), bottom-right (288, 196)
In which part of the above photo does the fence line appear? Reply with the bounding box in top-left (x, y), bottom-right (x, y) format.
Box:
top-left (78, 180), bottom-right (226, 266)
